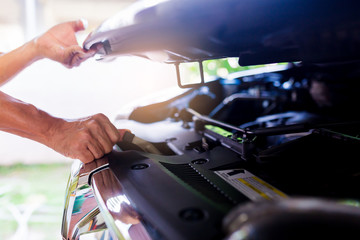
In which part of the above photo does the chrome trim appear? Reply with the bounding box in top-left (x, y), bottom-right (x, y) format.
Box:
top-left (70, 207), bottom-right (107, 240)
top-left (61, 158), bottom-right (111, 240)
top-left (91, 169), bottom-right (129, 240)
top-left (91, 167), bottom-right (152, 240)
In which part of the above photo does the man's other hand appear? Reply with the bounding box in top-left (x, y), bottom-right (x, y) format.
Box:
top-left (35, 19), bottom-right (97, 68)
top-left (48, 113), bottom-right (128, 163)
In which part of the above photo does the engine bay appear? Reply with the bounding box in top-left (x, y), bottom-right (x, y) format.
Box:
top-left (109, 61), bottom-right (360, 239)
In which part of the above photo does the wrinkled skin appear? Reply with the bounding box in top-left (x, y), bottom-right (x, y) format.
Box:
top-left (48, 116), bottom-right (130, 164)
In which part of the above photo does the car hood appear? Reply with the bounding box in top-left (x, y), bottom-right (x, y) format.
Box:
top-left (84, 0), bottom-right (360, 66)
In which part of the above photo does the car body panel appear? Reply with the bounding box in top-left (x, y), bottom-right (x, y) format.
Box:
top-left (84, 0), bottom-right (360, 65)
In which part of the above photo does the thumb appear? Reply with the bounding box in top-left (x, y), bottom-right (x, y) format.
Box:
top-left (62, 45), bottom-right (86, 67)
top-left (69, 48), bottom-right (97, 67)
top-left (118, 129), bottom-right (132, 142)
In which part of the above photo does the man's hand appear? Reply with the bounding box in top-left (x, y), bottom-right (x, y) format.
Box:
top-left (48, 114), bottom-right (127, 163)
top-left (0, 91), bottom-right (129, 164)
top-left (35, 19), bottom-right (97, 68)
top-left (0, 20), bottom-right (98, 85)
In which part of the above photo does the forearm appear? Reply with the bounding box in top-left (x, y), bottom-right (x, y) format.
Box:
top-left (0, 90), bottom-right (122, 163)
top-left (0, 40), bottom-right (42, 86)
top-left (0, 91), bottom-right (62, 145)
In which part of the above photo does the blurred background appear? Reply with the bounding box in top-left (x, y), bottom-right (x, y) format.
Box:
top-left (0, 0), bottom-right (178, 239)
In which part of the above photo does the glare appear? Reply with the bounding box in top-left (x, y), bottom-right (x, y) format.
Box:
top-left (106, 195), bottom-right (131, 213)
top-left (207, 61), bottom-right (217, 70)
top-left (228, 226), bottom-right (251, 240)
top-left (145, 51), bottom-right (170, 62)
top-left (228, 57), bottom-right (239, 68)
top-left (114, 220), bottom-right (131, 240)
top-left (217, 67), bottom-right (229, 78)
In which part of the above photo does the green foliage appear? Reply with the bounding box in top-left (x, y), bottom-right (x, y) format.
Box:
top-left (203, 58), bottom-right (267, 77)
top-left (184, 57), bottom-right (289, 79)
top-left (0, 163), bottom-right (70, 205)
top-left (0, 163), bottom-right (71, 240)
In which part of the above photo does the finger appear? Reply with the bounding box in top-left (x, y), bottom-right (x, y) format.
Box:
top-left (71, 19), bottom-right (87, 32)
top-left (87, 141), bottom-right (105, 160)
top-left (92, 113), bottom-right (121, 144)
top-left (89, 42), bottom-right (103, 52)
top-left (92, 121), bottom-right (120, 153)
top-left (78, 149), bottom-right (95, 164)
top-left (102, 122), bottom-right (121, 144)
top-left (92, 127), bottom-right (114, 154)
top-left (62, 45), bottom-right (84, 66)
top-left (63, 47), bottom-right (90, 67)
top-left (70, 54), bottom-right (83, 67)
top-left (85, 48), bottom-right (98, 57)
top-left (77, 50), bottom-right (97, 60)
top-left (86, 119), bottom-right (116, 156)
top-left (69, 50), bottom-right (97, 67)
top-left (118, 129), bottom-right (132, 141)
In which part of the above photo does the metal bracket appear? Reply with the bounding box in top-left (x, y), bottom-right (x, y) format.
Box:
top-left (175, 61), bottom-right (205, 88)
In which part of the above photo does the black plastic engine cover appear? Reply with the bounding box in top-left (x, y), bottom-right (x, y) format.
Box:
top-left (107, 150), bottom-right (247, 240)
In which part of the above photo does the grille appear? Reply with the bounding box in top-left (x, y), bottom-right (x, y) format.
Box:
top-left (160, 162), bottom-right (235, 206)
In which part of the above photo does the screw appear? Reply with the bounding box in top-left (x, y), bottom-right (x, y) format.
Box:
top-left (192, 159), bottom-right (208, 165)
top-left (179, 208), bottom-right (205, 221)
top-left (131, 163), bottom-right (149, 170)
